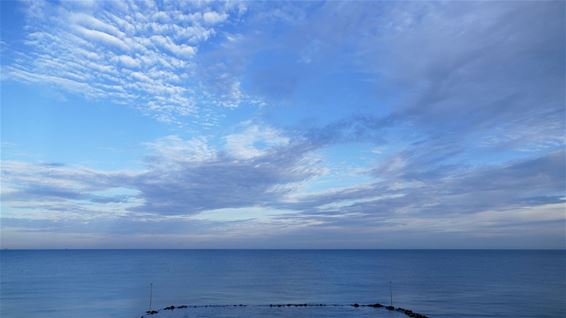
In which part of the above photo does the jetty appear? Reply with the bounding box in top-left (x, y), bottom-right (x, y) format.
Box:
top-left (141, 302), bottom-right (429, 318)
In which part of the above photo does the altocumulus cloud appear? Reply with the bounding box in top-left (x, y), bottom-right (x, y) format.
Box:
top-left (4, 0), bottom-right (257, 124)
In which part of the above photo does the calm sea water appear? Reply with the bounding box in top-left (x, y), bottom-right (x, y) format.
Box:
top-left (1, 250), bottom-right (564, 318)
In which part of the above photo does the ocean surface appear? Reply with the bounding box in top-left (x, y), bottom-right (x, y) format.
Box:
top-left (1, 250), bottom-right (564, 318)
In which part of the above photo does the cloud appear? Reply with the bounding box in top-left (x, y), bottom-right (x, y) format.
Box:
top-left (0, 113), bottom-right (386, 219)
top-left (1, 1), bottom-right (564, 247)
top-left (3, 0), bottom-right (257, 124)
top-left (212, 1), bottom-right (564, 152)
top-left (74, 26), bottom-right (130, 51)
top-left (113, 55), bottom-right (140, 68)
top-left (145, 135), bottom-right (217, 165)
top-left (129, 130), bottom-right (323, 215)
top-left (264, 148), bottom-right (565, 247)
top-left (2, 118), bottom-right (563, 223)
top-left (1, 123), bottom-right (564, 247)
top-left (225, 124), bottom-right (290, 160)
top-left (202, 11), bottom-right (228, 25)
top-left (366, 1), bottom-right (565, 150)
top-left (0, 123), bottom-right (323, 217)
top-left (0, 161), bottom-right (129, 209)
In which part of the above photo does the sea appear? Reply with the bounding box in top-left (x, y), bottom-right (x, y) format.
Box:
top-left (0, 250), bottom-right (564, 318)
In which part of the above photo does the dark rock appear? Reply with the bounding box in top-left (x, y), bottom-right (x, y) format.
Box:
top-left (164, 305), bottom-right (175, 310)
top-left (385, 305), bottom-right (395, 311)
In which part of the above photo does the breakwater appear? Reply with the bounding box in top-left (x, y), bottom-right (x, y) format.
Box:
top-left (142, 303), bottom-right (429, 318)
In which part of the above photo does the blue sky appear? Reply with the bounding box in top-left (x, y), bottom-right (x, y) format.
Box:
top-left (1, 0), bottom-right (564, 249)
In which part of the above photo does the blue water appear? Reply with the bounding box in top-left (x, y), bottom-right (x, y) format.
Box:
top-left (1, 250), bottom-right (564, 318)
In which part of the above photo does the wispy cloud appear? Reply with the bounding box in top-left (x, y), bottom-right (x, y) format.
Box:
top-left (2, 118), bottom-right (564, 247)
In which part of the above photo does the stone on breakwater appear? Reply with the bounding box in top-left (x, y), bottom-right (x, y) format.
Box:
top-left (142, 302), bottom-right (428, 317)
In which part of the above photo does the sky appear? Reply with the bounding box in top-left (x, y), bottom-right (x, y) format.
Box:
top-left (0, 0), bottom-right (564, 249)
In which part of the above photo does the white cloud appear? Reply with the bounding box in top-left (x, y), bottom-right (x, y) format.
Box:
top-left (202, 11), bottom-right (228, 24)
top-left (226, 124), bottom-right (290, 159)
top-left (114, 55), bottom-right (140, 68)
top-left (4, 0), bottom-right (259, 125)
top-left (145, 135), bottom-right (216, 164)
top-left (150, 35), bottom-right (196, 57)
top-left (74, 26), bottom-right (130, 51)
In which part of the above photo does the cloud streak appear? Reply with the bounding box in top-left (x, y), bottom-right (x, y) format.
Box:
top-left (2, 119), bottom-right (563, 246)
